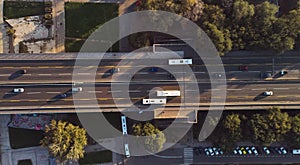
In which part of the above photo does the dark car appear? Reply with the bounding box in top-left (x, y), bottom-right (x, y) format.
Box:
top-left (263, 72), bottom-right (272, 78)
top-left (149, 67), bottom-right (158, 72)
top-left (239, 65), bottom-right (248, 71)
top-left (280, 70), bottom-right (288, 75)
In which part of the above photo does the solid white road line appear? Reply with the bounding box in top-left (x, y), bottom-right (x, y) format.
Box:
top-left (58, 73), bottom-right (72, 76)
top-left (27, 92), bottom-right (41, 94)
top-left (38, 74), bottom-right (52, 76)
top-left (227, 89), bottom-right (242, 91)
top-left (273, 88), bottom-right (290, 90)
top-left (46, 92), bottom-right (61, 94)
top-left (251, 88), bottom-right (266, 91)
top-left (88, 91), bottom-right (103, 93)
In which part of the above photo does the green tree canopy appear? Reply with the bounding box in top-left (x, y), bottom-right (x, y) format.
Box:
top-left (250, 107), bottom-right (291, 145)
top-left (41, 120), bottom-right (88, 164)
top-left (223, 114), bottom-right (242, 141)
top-left (133, 123), bottom-right (166, 153)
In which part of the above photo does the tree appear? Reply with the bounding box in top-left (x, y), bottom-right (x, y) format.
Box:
top-left (41, 120), bottom-right (88, 164)
top-left (223, 114), bottom-right (242, 141)
top-left (287, 114), bottom-right (300, 148)
top-left (133, 123), bottom-right (166, 153)
top-left (250, 107), bottom-right (291, 145)
top-left (138, 0), bottom-right (204, 21)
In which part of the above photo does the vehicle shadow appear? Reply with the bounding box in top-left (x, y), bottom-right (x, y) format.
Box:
top-left (2, 90), bottom-right (18, 99)
top-left (253, 92), bottom-right (267, 101)
top-left (47, 90), bottom-right (73, 103)
top-left (101, 69), bottom-right (112, 78)
top-left (8, 70), bottom-right (24, 80)
top-left (273, 72), bottom-right (284, 79)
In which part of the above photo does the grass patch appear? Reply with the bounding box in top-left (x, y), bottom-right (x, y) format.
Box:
top-left (65, 3), bottom-right (118, 38)
top-left (79, 150), bottom-right (112, 165)
top-left (4, 1), bottom-right (44, 19)
top-left (65, 39), bottom-right (85, 52)
top-left (9, 127), bottom-right (44, 149)
top-left (65, 3), bottom-right (118, 52)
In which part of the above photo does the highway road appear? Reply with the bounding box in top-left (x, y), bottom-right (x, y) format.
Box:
top-left (1, 82), bottom-right (300, 112)
top-left (1, 54), bottom-right (300, 113)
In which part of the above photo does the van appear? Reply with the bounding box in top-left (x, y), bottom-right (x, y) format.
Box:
top-left (293, 149), bottom-right (300, 155)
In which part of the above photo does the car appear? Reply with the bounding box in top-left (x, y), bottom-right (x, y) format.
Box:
top-left (44, 13), bottom-right (52, 19)
top-left (280, 147), bottom-right (287, 154)
top-left (45, 7), bottom-right (52, 13)
top-left (292, 149), bottom-right (300, 155)
top-left (251, 147), bottom-right (259, 155)
top-left (111, 67), bottom-right (120, 74)
top-left (280, 70), bottom-right (287, 75)
top-left (263, 72), bottom-right (272, 78)
top-left (246, 147), bottom-right (252, 154)
top-left (72, 87), bottom-right (82, 92)
top-left (13, 88), bottom-right (24, 93)
top-left (233, 150), bottom-right (238, 154)
top-left (149, 67), bottom-right (158, 72)
top-left (264, 91), bottom-right (273, 96)
top-left (21, 69), bottom-right (26, 74)
top-left (239, 65), bottom-right (248, 71)
top-left (263, 147), bottom-right (271, 155)
top-left (60, 93), bottom-right (67, 98)
top-left (45, 1), bottom-right (52, 6)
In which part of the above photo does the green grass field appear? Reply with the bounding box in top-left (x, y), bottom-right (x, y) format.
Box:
top-left (4, 1), bottom-right (44, 19)
top-left (65, 3), bottom-right (118, 52)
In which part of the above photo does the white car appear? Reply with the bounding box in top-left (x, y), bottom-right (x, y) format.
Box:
top-left (72, 87), bottom-right (82, 92)
top-left (264, 91), bottom-right (273, 96)
top-left (263, 147), bottom-right (271, 155)
top-left (14, 88), bottom-right (24, 93)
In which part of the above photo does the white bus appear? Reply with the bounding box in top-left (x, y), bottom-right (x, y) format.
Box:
top-left (168, 59), bottom-right (192, 65)
top-left (157, 90), bottom-right (180, 97)
top-left (142, 99), bottom-right (167, 105)
top-left (124, 143), bottom-right (130, 157)
top-left (121, 116), bottom-right (127, 135)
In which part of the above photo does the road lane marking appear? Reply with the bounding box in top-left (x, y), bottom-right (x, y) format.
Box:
top-left (88, 91), bottom-right (103, 93)
top-left (5, 92), bottom-right (14, 95)
top-left (128, 90), bottom-right (141, 93)
top-left (227, 89), bottom-right (242, 91)
top-left (251, 88), bottom-right (265, 90)
top-left (28, 100), bottom-right (39, 102)
top-left (108, 90), bottom-right (122, 93)
top-left (0, 74), bottom-right (11, 76)
top-left (77, 73), bottom-right (91, 75)
top-left (38, 66), bottom-right (50, 68)
top-left (58, 73), bottom-right (72, 76)
top-left (27, 92), bottom-right (41, 95)
top-left (273, 88), bottom-right (290, 90)
top-left (46, 92), bottom-right (61, 94)
top-left (38, 74), bottom-right (52, 76)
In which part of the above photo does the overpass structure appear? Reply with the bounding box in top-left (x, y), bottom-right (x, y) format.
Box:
top-left (0, 53), bottom-right (300, 122)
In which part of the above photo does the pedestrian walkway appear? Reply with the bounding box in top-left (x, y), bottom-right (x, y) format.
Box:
top-left (183, 148), bottom-right (193, 165)
top-left (0, 115), bottom-right (12, 165)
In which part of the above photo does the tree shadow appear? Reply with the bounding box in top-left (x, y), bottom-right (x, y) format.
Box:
top-left (253, 92), bottom-right (268, 101)
top-left (8, 70), bottom-right (25, 80)
top-left (2, 90), bottom-right (18, 99)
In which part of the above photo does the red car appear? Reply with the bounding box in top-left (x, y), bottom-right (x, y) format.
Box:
top-left (239, 65), bottom-right (248, 71)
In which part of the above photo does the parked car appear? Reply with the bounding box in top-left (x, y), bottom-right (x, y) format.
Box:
top-left (263, 146), bottom-right (271, 155)
top-left (264, 91), bottom-right (273, 96)
top-left (44, 13), bottom-right (52, 19)
top-left (239, 65), bottom-right (248, 71)
top-left (45, 1), bottom-right (52, 6)
top-left (13, 88), bottom-right (24, 93)
top-left (251, 146), bottom-right (259, 155)
top-left (275, 147), bottom-right (288, 155)
top-left (45, 7), bottom-right (52, 13)
top-left (292, 149), bottom-right (300, 155)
